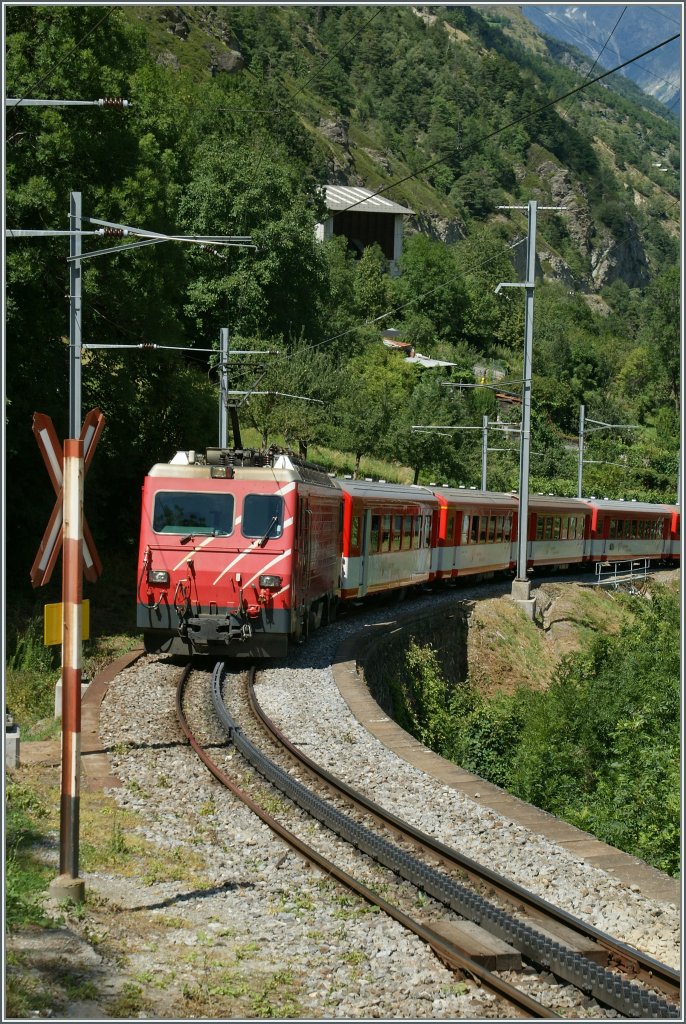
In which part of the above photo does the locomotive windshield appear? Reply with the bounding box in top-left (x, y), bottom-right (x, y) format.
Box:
top-left (242, 494), bottom-right (284, 540)
top-left (153, 491), bottom-right (234, 536)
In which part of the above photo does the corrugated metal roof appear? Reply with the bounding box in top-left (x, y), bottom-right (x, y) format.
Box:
top-left (320, 185), bottom-right (413, 215)
top-left (405, 353), bottom-right (456, 368)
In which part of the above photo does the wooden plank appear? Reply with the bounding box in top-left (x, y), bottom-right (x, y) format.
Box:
top-left (525, 916), bottom-right (607, 963)
top-left (430, 919), bottom-right (522, 971)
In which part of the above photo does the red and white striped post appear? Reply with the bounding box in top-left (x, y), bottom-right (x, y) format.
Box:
top-left (51, 438), bottom-right (86, 902)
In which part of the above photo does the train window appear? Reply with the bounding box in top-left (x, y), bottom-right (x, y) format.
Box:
top-left (460, 515), bottom-right (469, 544)
top-left (561, 516), bottom-right (569, 539)
top-left (413, 516), bottom-right (421, 549)
top-left (392, 515), bottom-right (402, 551)
top-left (477, 516), bottom-right (487, 544)
top-left (470, 516), bottom-right (479, 544)
top-left (568, 516), bottom-right (576, 540)
top-left (543, 517), bottom-right (552, 540)
top-left (657, 518), bottom-right (664, 537)
top-left (609, 519), bottom-right (617, 539)
top-left (503, 514), bottom-right (512, 542)
top-left (403, 515), bottom-right (412, 550)
top-left (351, 516), bottom-right (360, 549)
top-left (423, 515), bottom-right (432, 547)
top-left (242, 494), bottom-right (283, 540)
top-left (630, 520), bottom-right (637, 539)
top-left (153, 491), bottom-right (234, 536)
top-left (487, 517), bottom-right (496, 543)
top-left (535, 518), bottom-right (544, 541)
top-left (495, 515), bottom-right (504, 543)
top-left (446, 513), bottom-right (455, 542)
top-left (637, 521), bottom-right (644, 538)
top-left (370, 515), bottom-right (380, 552)
top-left (381, 514), bottom-right (391, 552)
top-left (553, 517), bottom-right (561, 540)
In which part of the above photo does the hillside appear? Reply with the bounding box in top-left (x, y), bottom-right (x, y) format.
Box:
top-left (124, 3), bottom-right (680, 293)
top-left (4, 5), bottom-right (681, 597)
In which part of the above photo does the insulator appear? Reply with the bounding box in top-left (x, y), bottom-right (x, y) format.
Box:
top-left (98, 97), bottom-right (128, 109)
top-left (103, 227), bottom-right (126, 238)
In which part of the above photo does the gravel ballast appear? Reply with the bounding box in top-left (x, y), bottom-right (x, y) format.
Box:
top-left (88, 583), bottom-right (680, 1018)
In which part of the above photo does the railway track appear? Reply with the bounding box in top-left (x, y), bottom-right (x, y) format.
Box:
top-left (247, 670), bottom-right (681, 1009)
top-left (176, 659), bottom-right (680, 1020)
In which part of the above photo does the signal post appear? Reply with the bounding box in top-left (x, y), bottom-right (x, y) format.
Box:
top-left (32, 409), bottom-right (104, 903)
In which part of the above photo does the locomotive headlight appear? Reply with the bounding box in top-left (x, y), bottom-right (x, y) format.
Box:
top-left (259, 574), bottom-right (282, 590)
top-left (148, 569), bottom-right (170, 586)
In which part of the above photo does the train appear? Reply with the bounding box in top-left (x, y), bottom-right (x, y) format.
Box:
top-left (137, 446), bottom-right (680, 658)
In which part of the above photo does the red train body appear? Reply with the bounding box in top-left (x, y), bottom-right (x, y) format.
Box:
top-left (137, 448), bottom-right (680, 658)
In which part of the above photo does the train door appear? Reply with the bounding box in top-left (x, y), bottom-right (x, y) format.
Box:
top-left (294, 495), bottom-right (311, 633)
top-left (358, 509), bottom-right (371, 597)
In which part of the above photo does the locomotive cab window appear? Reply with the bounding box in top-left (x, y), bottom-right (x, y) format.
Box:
top-left (242, 494), bottom-right (284, 540)
top-left (153, 491), bottom-right (234, 536)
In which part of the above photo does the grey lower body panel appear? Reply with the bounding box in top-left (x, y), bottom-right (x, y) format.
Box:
top-left (137, 604), bottom-right (290, 658)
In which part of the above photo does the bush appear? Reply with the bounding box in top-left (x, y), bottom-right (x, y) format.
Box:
top-left (393, 586), bottom-right (680, 877)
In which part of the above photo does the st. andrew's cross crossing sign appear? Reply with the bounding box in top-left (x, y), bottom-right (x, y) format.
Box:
top-left (30, 408), bottom-right (105, 587)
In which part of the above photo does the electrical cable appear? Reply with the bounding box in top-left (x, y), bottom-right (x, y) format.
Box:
top-left (560, 6), bottom-right (627, 115)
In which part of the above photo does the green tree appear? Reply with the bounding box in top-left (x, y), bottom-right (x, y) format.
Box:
top-left (333, 347), bottom-right (411, 476)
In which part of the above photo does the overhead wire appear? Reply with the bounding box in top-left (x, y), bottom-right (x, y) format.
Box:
top-left (560, 6), bottom-right (627, 115)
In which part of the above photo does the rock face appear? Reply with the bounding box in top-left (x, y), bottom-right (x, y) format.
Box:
top-left (210, 49), bottom-right (245, 75)
top-left (591, 223), bottom-right (650, 289)
top-left (531, 159), bottom-right (650, 290)
top-left (409, 212), bottom-right (466, 245)
top-left (318, 116), bottom-right (361, 184)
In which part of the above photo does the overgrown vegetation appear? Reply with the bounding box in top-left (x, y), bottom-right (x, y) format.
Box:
top-left (5, 780), bottom-right (55, 931)
top-left (390, 584), bottom-right (680, 877)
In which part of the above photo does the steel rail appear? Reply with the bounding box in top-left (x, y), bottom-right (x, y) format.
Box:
top-left (248, 673), bottom-right (681, 1004)
top-left (174, 661), bottom-right (556, 1019)
top-left (228, 671), bottom-right (678, 1019)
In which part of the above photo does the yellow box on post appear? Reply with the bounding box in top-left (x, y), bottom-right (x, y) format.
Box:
top-left (44, 601), bottom-right (90, 646)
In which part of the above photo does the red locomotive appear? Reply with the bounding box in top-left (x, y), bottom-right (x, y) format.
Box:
top-left (137, 447), bottom-right (341, 657)
top-left (137, 447), bottom-right (680, 658)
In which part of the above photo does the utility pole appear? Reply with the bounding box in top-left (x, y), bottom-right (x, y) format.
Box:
top-left (577, 404), bottom-right (586, 499)
top-left (496, 200), bottom-right (563, 617)
top-left (9, 192), bottom-right (255, 904)
top-left (219, 327), bottom-right (229, 449)
top-left (481, 415), bottom-right (488, 491)
top-left (69, 192), bottom-right (82, 437)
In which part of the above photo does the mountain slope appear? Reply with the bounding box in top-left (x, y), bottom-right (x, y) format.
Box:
top-left (125, 4), bottom-right (679, 294)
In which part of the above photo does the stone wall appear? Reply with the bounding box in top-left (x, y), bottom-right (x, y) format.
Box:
top-left (358, 602), bottom-right (469, 717)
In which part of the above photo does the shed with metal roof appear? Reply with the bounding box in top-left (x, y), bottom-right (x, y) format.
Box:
top-left (315, 185), bottom-right (413, 274)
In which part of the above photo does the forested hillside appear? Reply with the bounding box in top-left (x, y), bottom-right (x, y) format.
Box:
top-left (5, 5), bottom-right (680, 596)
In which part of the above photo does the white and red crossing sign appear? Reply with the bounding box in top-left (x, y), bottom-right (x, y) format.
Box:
top-left (30, 408), bottom-right (105, 588)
